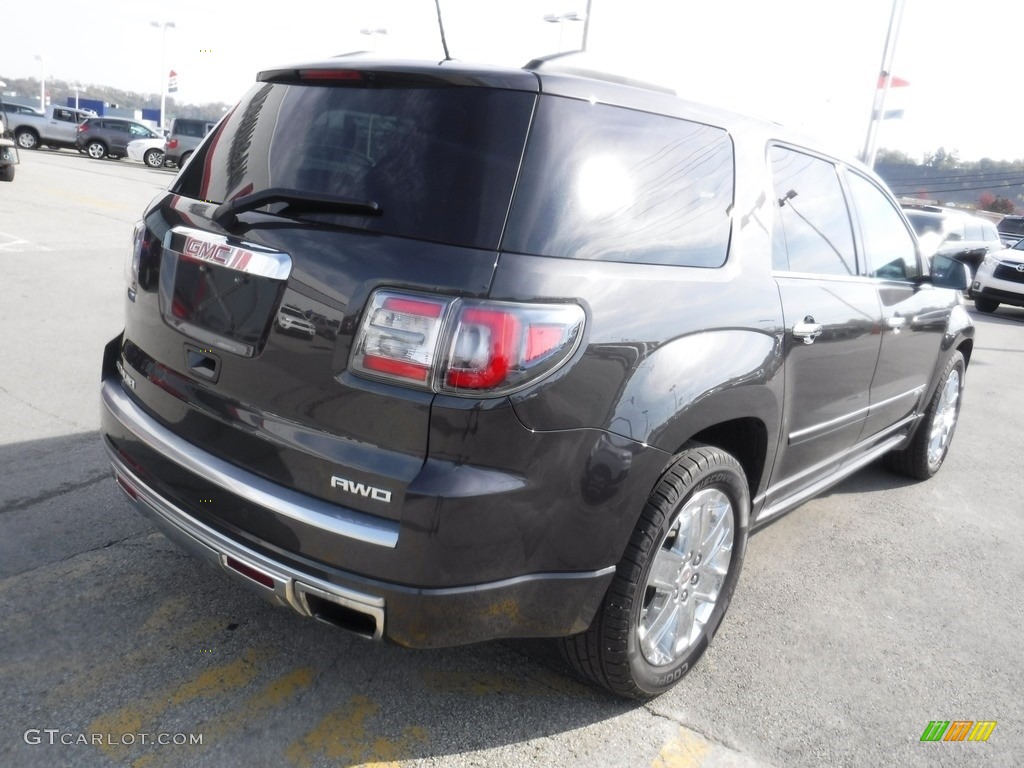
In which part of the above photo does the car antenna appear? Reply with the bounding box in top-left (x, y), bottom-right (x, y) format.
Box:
top-left (434, 0), bottom-right (452, 61)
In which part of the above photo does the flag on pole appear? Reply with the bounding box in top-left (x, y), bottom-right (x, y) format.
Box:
top-left (167, 70), bottom-right (178, 94)
top-left (874, 72), bottom-right (909, 120)
top-left (877, 74), bottom-right (910, 89)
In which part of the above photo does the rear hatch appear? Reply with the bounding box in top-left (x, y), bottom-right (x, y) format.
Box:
top-left (117, 62), bottom-right (538, 527)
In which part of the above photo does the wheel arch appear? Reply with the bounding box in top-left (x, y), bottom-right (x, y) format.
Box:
top-left (15, 127), bottom-right (39, 144)
top-left (683, 417), bottom-right (769, 520)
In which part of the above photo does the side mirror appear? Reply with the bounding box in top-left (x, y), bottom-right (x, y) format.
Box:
top-left (930, 253), bottom-right (970, 291)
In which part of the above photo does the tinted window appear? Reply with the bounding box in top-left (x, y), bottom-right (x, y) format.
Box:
top-left (174, 119), bottom-right (211, 138)
top-left (998, 217), bottom-right (1024, 236)
top-left (175, 83), bottom-right (534, 250)
top-left (504, 96), bottom-right (734, 267)
top-left (944, 218), bottom-right (966, 240)
top-left (846, 173), bottom-right (919, 280)
top-left (905, 211), bottom-right (943, 237)
top-left (770, 146), bottom-right (856, 275)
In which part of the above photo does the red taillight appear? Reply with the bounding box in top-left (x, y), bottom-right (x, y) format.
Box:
top-left (351, 289), bottom-right (585, 396)
top-left (77, 123), bottom-right (87, 134)
top-left (446, 308), bottom-right (521, 390)
top-left (166, 138), bottom-right (178, 150)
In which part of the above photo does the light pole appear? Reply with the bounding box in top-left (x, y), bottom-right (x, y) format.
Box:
top-left (151, 21), bottom-right (176, 131)
top-left (360, 27), bottom-right (387, 52)
top-left (861, 0), bottom-right (906, 168)
top-left (71, 83), bottom-right (84, 111)
top-left (543, 11), bottom-right (586, 53)
top-left (33, 55), bottom-right (45, 110)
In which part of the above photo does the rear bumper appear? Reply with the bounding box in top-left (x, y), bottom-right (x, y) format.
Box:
top-left (101, 378), bottom-right (616, 647)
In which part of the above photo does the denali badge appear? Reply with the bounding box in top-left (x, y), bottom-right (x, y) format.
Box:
top-left (330, 476), bottom-right (392, 503)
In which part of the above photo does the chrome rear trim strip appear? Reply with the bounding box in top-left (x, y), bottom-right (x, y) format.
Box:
top-left (106, 446), bottom-right (386, 639)
top-left (101, 379), bottom-right (399, 548)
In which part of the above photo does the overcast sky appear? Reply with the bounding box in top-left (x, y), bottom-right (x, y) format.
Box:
top-left (1, 0), bottom-right (1020, 162)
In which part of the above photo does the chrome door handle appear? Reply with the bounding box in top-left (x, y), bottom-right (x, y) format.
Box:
top-left (792, 317), bottom-right (823, 344)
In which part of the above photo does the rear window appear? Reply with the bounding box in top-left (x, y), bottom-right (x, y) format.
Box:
top-left (174, 82), bottom-right (535, 250)
top-left (173, 119), bottom-right (212, 138)
top-left (998, 217), bottom-right (1024, 236)
top-left (905, 211), bottom-right (943, 237)
top-left (503, 96), bottom-right (734, 266)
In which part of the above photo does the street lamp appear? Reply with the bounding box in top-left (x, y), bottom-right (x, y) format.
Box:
top-left (543, 11), bottom-right (586, 52)
top-left (33, 54), bottom-right (45, 110)
top-left (359, 27), bottom-right (387, 52)
top-left (71, 83), bottom-right (84, 111)
top-left (151, 21), bottom-right (176, 131)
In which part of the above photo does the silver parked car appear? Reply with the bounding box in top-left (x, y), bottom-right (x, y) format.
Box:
top-left (972, 238), bottom-right (1024, 313)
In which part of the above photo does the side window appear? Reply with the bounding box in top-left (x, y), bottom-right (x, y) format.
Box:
top-left (982, 223), bottom-right (1000, 243)
top-left (944, 219), bottom-right (965, 242)
top-left (505, 97), bottom-right (734, 267)
top-left (770, 146), bottom-right (856, 275)
top-left (846, 173), bottom-right (920, 280)
top-left (54, 109), bottom-right (73, 123)
top-left (964, 220), bottom-right (984, 241)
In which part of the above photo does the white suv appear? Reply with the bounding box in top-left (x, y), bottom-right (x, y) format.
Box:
top-left (973, 239), bottom-right (1024, 313)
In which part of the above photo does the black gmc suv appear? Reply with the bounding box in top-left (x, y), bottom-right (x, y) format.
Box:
top-left (100, 55), bottom-right (974, 699)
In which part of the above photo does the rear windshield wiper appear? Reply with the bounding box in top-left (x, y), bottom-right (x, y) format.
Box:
top-left (212, 187), bottom-right (381, 227)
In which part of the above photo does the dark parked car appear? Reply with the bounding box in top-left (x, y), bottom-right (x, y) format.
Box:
top-left (0, 86), bottom-right (21, 182)
top-left (100, 55), bottom-right (973, 699)
top-left (76, 117), bottom-right (161, 160)
top-left (997, 215), bottom-right (1024, 248)
top-left (902, 204), bottom-right (1003, 277)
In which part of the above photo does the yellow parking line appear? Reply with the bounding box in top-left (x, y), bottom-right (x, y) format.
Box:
top-left (286, 694), bottom-right (429, 767)
top-left (129, 667), bottom-right (317, 768)
top-left (653, 727), bottom-right (713, 768)
top-left (88, 648), bottom-right (264, 762)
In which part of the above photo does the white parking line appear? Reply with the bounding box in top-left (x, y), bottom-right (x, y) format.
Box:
top-left (0, 231), bottom-right (51, 251)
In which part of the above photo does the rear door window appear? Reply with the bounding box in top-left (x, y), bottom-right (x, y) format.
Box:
top-left (770, 146), bottom-right (857, 275)
top-left (174, 82), bottom-right (535, 251)
top-left (503, 96), bottom-right (734, 267)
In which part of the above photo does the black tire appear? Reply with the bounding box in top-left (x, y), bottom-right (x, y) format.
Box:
top-left (974, 296), bottom-right (999, 313)
top-left (884, 351), bottom-right (965, 480)
top-left (143, 148), bottom-right (164, 168)
top-left (561, 445), bottom-right (749, 699)
top-left (178, 151), bottom-right (192, 168)
top-left (85, 141), bottom-right (107, 160)
top-left (0, 164), bottom-right (13, 182)
top-left (16, 130), bottom-right (38, 150)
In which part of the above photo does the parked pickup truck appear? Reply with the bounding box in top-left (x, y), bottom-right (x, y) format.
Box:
top-left (9, 105), bottom-right (97, 151)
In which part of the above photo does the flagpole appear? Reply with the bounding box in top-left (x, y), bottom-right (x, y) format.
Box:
top-left (861, 0), bottom-right (905, 168)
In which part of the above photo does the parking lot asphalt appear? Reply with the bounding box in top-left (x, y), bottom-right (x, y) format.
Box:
top-left (1, 149), bottom-right (1021, 768)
